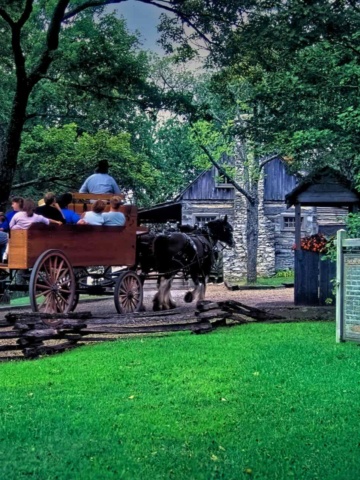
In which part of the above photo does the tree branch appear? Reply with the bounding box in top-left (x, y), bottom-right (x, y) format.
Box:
top-left (28, 0), bottom-right (70, 88)
top-left (17, 0), bottom-right (34, 28)
top-left (259, 154), bottom-right (280, 170)
top-left (12, 175), bottom-right (74, 190)
top-left (0, 7), bottom-right (14, 25)
top-left (63, 0), bottom-right (214, 45)
top-left (198, 144), bottom-right (255, 204)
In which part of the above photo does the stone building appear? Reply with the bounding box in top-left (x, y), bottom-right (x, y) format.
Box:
top-left (138, 159), bottom-right (347, 281)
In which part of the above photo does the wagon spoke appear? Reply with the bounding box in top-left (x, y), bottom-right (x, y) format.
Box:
top-left (30, 250), bottom-right (75, 314)
top-left (53, 259), bottom-right (65, 281)
top-left (114, 271), bottom-right (143, 314)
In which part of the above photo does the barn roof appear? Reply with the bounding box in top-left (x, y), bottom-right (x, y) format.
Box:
top-left (285, 167), bottom-right (360, 207)
top-left (137, 201), bottom-right (182, 224)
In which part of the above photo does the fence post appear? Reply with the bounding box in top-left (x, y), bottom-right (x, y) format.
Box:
top-left (336, 229), bottom-right (346, 343)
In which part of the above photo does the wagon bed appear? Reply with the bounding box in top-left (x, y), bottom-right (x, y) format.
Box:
top-left (0, 203), bottom-right (144, 318)
top-left (2, 204), bottom-right (137, 270)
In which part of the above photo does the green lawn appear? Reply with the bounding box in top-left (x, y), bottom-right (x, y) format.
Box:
top-left (0, 322), bottom-right (359, 479)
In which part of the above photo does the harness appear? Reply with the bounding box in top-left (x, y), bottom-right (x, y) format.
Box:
top-left (167, 231), bottom-right (214, 278)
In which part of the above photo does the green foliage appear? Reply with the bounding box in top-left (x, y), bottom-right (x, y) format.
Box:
top-left (274, 269), bottom-right (294, 278)
top-left (344, 212), bottom-right (360, 238)
top-left (16, 124), bottom-right (159, 205)
top-left (2, 323), bottom-right (360, 479)
top-left (190, 120), bottom-right (235, 170)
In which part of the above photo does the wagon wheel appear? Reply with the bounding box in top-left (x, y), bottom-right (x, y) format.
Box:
top-left (29, 250), bottom-right (76, 318)
top-left (114, 271), bottom-right (143, 314)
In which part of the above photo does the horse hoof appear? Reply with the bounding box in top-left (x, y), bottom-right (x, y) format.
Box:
top-left (184, 292), bottom-right (193, 303)
top-left (139, 304), bottom-right (146, 312)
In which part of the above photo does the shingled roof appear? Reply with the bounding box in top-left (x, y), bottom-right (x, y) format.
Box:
top-left (285, 167), bottom-right (360, 207)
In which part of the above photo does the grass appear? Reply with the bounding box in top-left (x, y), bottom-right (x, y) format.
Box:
top-left (230, 274), bottom-right (294, 287)
top-left (256, 275), bottom-right (294, 286)
top-left (0, 322), bottom-right (360, 479)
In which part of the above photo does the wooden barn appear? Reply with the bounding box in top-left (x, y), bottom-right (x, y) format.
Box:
top-left (138, 160), bottom-right (348, 281)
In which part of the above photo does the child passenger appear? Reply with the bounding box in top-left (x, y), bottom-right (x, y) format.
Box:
top-left (103, 196), bottom-right (126, 226)
top-left (77, 200), bottom-right (106, 225)
top-left (2, 198), bottom-right (62, 262)
top-left (10, 198), bottom-right (63, 230)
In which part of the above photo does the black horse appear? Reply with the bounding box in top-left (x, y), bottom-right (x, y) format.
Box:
top-left (144, 216), bottom-right (234, 311)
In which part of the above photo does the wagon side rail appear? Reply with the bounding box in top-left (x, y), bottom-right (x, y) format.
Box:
top-left (3, 204), bottom-right (138, 270)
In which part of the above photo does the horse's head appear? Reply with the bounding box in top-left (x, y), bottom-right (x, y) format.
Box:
top-left (207, 215), bottom-right (235, 247)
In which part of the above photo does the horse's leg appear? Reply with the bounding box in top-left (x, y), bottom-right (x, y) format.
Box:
top-left (184, 272), bottom-right (208, 303)
top-left (197, 276), bottom-right (207, 302)
top-left (153, 276), bottom-right (171, 311)
top-left (165, 277), bottom-right (177, 309)
top-left (184, 273), bottom-right (200, 303)
top-left (153, 275), bottom-right (163, 311)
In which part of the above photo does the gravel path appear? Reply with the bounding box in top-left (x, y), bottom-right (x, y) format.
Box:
top-left (0, 283), bottom-right (294, 321)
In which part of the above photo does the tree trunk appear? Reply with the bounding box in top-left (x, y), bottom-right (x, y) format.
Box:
top-left (246, 195), bottom-right (259, 284)
top-left (0, 84), bottom-right (30, 204)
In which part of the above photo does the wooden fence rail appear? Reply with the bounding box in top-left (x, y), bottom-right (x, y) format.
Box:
top-left (0, 301), bottom-right (284, 360)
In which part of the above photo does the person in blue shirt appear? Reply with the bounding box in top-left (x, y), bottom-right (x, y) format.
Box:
top-left (103, 196), bottom-right (126, 226)
top-left (77, 200), bottom-right (106, 225)
top-left (0, 212), bottom-right (8, 260)
top-left (79, 160), bottom-right (121, 194)
top-left (57, 193), bottom-right (81, 225)
top-left (0, 212), bottom-right (9, 232)
top-left (5, 196), bottom-right (24, 226)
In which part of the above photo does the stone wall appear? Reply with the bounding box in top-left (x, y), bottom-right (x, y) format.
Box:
top-left (223, 173), bottom-right (276, 282)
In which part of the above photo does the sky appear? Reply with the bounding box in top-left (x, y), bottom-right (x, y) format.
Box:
top-left (112, 1), bottom-right (164, 53)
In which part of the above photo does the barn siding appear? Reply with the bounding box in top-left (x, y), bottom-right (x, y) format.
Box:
top-left (181, 167), bottom-right (235, 201)
top-left (264, 158), bottom-right (297, 201)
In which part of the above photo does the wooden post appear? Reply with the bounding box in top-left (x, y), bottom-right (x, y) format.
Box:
top-left (295, 203), bottom-right (301, 251)
top-left (336, 229), bottom-right (346, 342)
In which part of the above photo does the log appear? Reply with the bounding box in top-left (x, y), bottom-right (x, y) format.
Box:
top-left (191, 323), bottom-right (213, 334)
top-left (195, 309), bottom-right (228, 321)
top-left (23, 329), bottom-right (59, 339)
top-left (0, 331), bottom-right (20, 339)
top-left (226, 313), bottom-right (253, 324)
top-left (35, 343), bottom-right (79, 356)
top-left (218, 300), bottom-right (285, 320)
top-left (196, 301), bottom-right (220, 312)
top-left (81, 321), bottom-right (211, 335)
top-left (5, 311), bottom-right (93, 323)
top-left (13, 320), bottom-right (87, 331)
top-left (0, 344), bottom-right (22, 351)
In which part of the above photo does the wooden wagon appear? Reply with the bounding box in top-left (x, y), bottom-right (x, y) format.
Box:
top-left (0, 195), bottom-right (144, 315)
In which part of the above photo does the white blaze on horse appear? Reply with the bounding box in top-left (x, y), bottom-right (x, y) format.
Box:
top-left (151, 216), bottom-right (234, 311)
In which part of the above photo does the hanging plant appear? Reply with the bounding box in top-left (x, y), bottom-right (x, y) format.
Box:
top-left (292, 233), bottom-right (329, 253)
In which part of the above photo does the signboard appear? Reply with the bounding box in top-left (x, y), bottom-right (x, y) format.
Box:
top-left (336, 230), bottom-right (360, 342)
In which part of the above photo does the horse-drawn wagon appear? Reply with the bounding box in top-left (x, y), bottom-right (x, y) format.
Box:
top-left (0, 192), bottom-right (234, 316)
top-left (0, 194), bottom-right (143, 315)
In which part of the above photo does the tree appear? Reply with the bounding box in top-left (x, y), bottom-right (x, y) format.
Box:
top-left (15, 123), bottom-right (161, 204)
top-left (158, 1), bottom-right (360, 281)
top-left (0, 0), bottom-right (243, 205)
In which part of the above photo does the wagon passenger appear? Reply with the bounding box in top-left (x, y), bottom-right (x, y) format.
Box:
top-left (10, 199), bottom-right (63, 229)
top-left (77, 200), bottom-right (106, 225)
top-left (5, 196), bottom-right (24, 225)
top-left (79, 160), bottom-right (121, 195)
top-left (35, 192), bottom-right (66, 224)
top-left (57, 193), bottom-right (81, 225)
top-left (103, 196), bottom-right (126, 226)
top-left (2, 199), bottom-right (62, 263)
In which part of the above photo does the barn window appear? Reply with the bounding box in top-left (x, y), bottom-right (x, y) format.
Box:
top-left (194, 215), bottom-right (217, 227)
top-left (215, 172), bottom-right (234, 188)
top-left (281, 215), bottom-right (303, 231)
